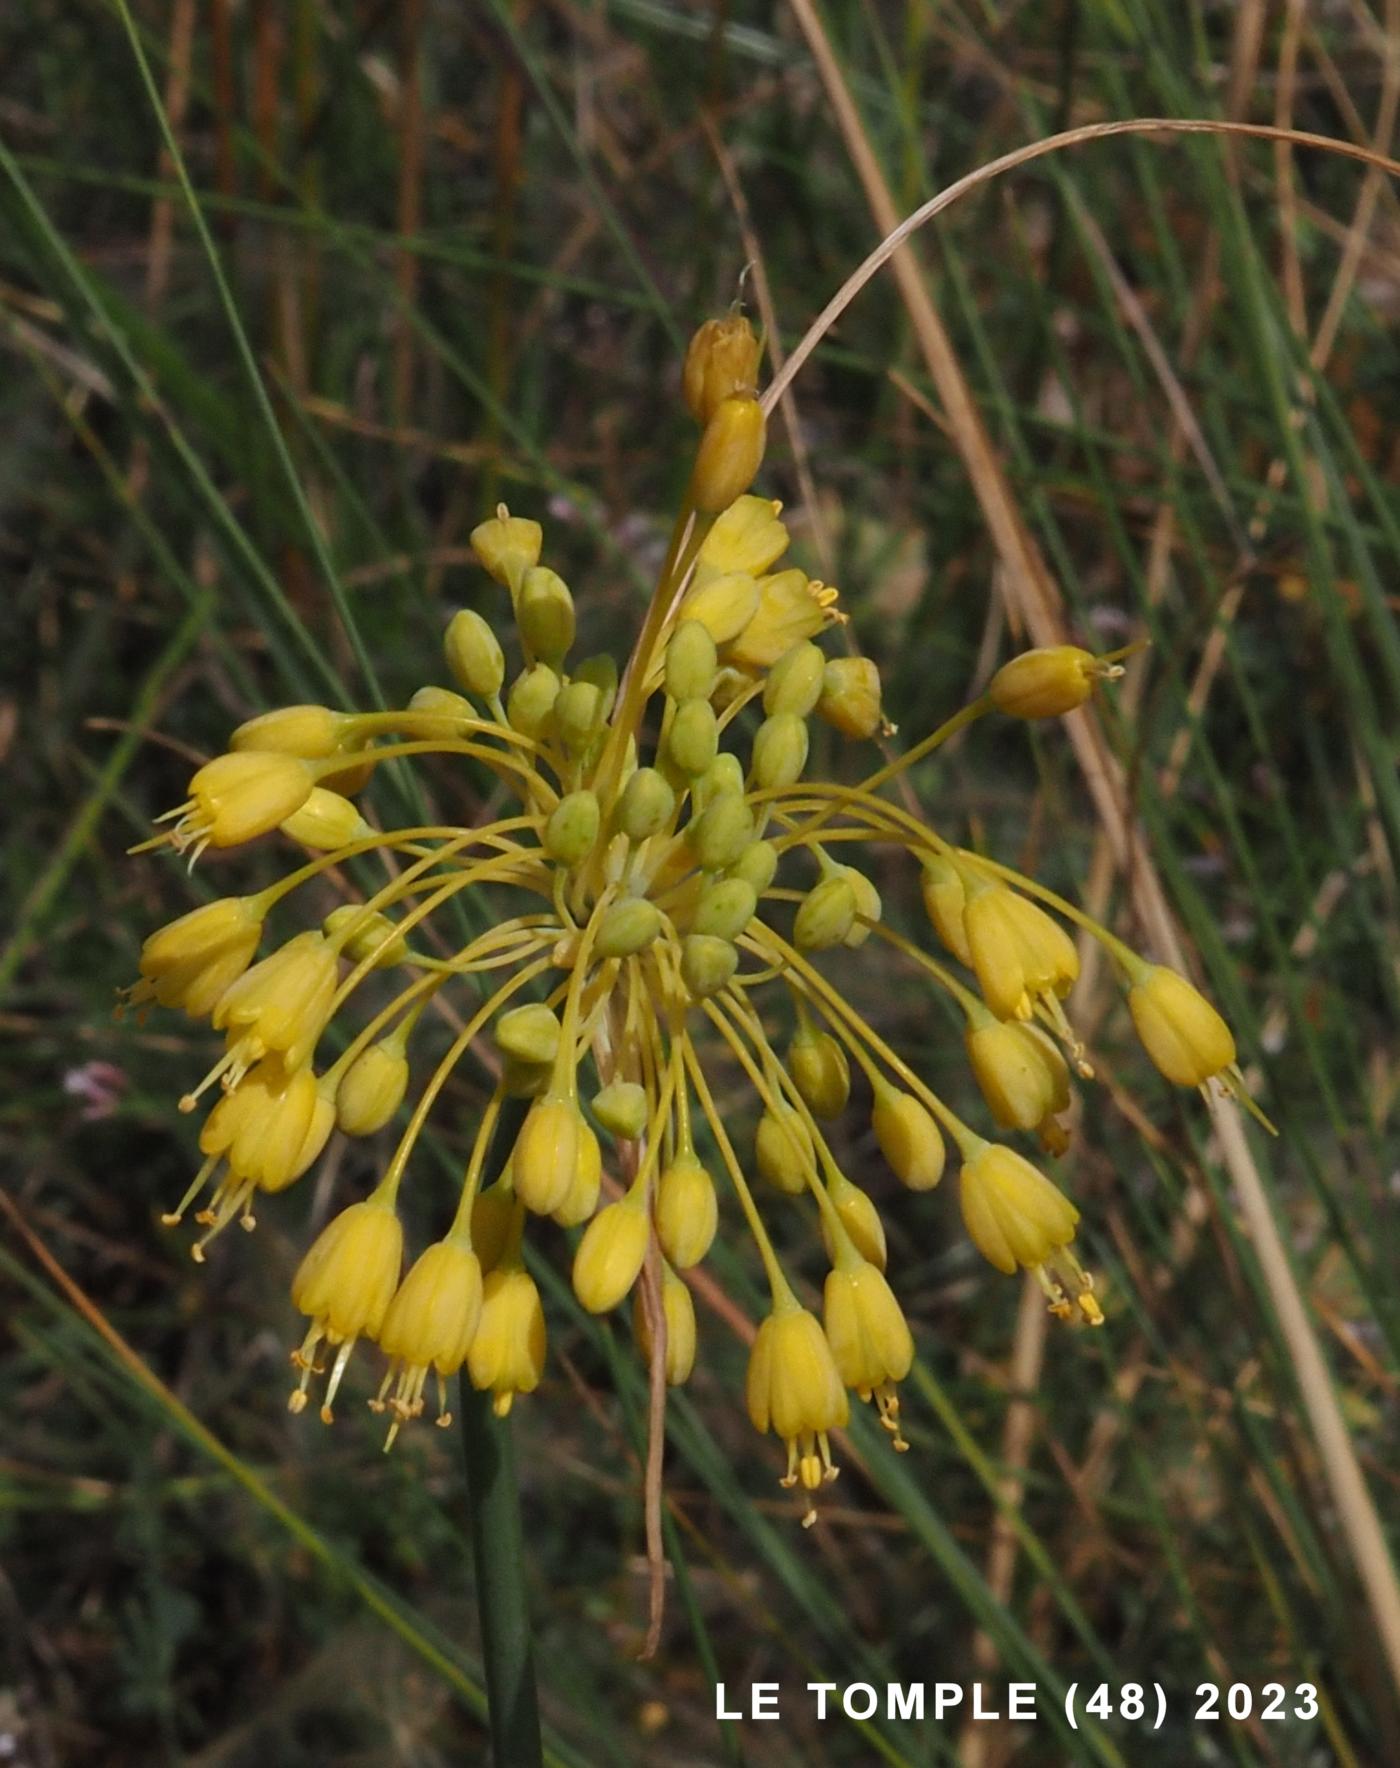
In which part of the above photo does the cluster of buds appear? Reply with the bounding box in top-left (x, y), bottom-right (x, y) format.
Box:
top-left (121, 313), bottom-right (1264, 1522)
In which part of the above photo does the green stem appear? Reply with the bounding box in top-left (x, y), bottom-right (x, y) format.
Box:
top-left (459, 1384), bottom-right (543, 1768)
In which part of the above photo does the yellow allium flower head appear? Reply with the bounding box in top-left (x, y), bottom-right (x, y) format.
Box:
top-left (746, 1300), bottom-right (849, 1521)
top-left (289, 1195), bottom-right (405, 1421)
top-left (823, 1257), bottom-right (914, 1445)
top-left (468, 1265), bottom-right (547, 1417)
top-left (125, 895), bottom-right (264, 1019)
top-left (122, 308), bottom-right (1260, 1523)
top-left (374, 1238), bottom-right (484, 1444)
top-left (959, 1141), bottom-right (1101, 1325)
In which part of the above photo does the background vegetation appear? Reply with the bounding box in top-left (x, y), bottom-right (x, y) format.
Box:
top-left (3, 1), bottom-right (1399, 1762)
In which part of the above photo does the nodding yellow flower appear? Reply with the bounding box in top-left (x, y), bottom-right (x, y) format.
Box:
top-left (823, 1257), bottom-right (913, 1446)
top-left (987, 644), bottom-right (1125, 720)
top-left (124, 895), bottom-right (264, 1019)
top-left (961, 872), bottom-right (1079, 1023)
top-left (959, 1142), bottom-right (1101, 1326)
top-left (1127, 962), bottom-right (1237, 1089)
top-left (205, 930), bottom-right (339, 1091)
top-left (374, 1238), bottom-right (484, 1445)
top-left (633, 1264), bottom-right (697, 1386)
top-left (123, 308), bottom-right (1260, 1521)
top-left (164, 750), bottom-right (318, 856)
top-left (289, 1195), bottom-right (404, 1422)
top-left (468, 1264), bottom-right (547, 1416)
top-left (746, 1300), bottom-right (849, 1522)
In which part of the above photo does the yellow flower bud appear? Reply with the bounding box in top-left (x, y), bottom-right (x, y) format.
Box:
top-left (323, 904), bottom-right (408, 969)
top-left (666, 697), bottom-right (719, 778)
top-left (692, 876), bottom-right (757, 942)
top-left (289, 1196), bottom-right (404, 1420)
top-left (592, 1081), bottom-right (648, 1141)
top-left (595, 897), bottom-right (662, 959)
top-left (680, 933), bottom-right (738, 999)
top-left (690, 392), bottom-right (766, 514)
top-left (836, 864), bottom-right (881, 949)
top-left (617, 767), bottom-right (676, 841)
top-left (511, 1095), bottom-right (582, 1215)
top-left (680, 570), bottom-right (760, 649)
top-left (756, 1105), bottom-right (814, 1196)
top-left (517, 566), bottom-right (575, 664)
top-left (988, 645), bottom-right (1121, 720)
top-left (823, 1259), bottom-right (912, 1431)
top-left (335, 1039), bottom-right (410, 1136)
top-left (1127, 963), bottom-right (1237, 1087)
top-left (872, 1082), bottom-right (945, 1191)
top-left (375, 1238), bottom-right (484, 1439)
top-left (280, 787), bottom-right (370, 851)
top-left (406, 685), bottom-right (474, 734)
top-left (919, 856), bottom-right (971, 965)
top-left (494, 1003), bottom-right (561, 1067)
top-left (665, 619), bottom-right (719, 701)
top-left (471, 506), bottom-right (542, 594)
top-left (544, 789), bottom-right (600, 866)
top-left (963, 875), bottom-right (1079, 1021)
top-left (655, 1152), bottom-right (718, 1268)
top-left (683, 312), bottom-right (762, 424)
top-left (763, 641), bottom-right (826, 718)
top-left (786, 1023), bottom-right (850, 1121)
top-left (551, 1120), bottom-right (602, 1228)
top-left (750, 710), bottom-right (809, 790)
top-left (470, 1180), bottom-right (517, 1274)
top-left (211, 930), bottom-right (339, 1078)
top-left (746, 1302), bottom-right (848, 1504)
top-left (696, 495), bottom-right (789, 581)
top-left (230, 704), bottom-right (352, 759)
top-left (180, 751), bottom-right (317, 850)
top-left (793, 873), bottom-right (856, 950)
top-left (821, 1173), bottom-right (887, 1270)
top-left (958, 1143), bottom-right (1099, 1323)
top-left (965, 1011), bottom-right (1070, 1138)
top-left (551, 680), bottom-right (604, 754)
top-left (572, 1194), bottom-right (650, 1313)
top-left (129, 895), bottom-right (264, 1019)
top-left (444, 609), bottom-right (506, 700)
top-left (633, 1264), bottom-right (697, 1385)
top-left (690, 792), bottom-right (755, 872)
top-left (728, 838), bottom-right (778, 894)
top-left (467, 1265), bottom-right (547, 1415)
top-left (506, 662), bottom-right (561, 739)
top-left (728, 570), bottom-right (840, 675)
top-left (817, 656), bottom-right (882, 739)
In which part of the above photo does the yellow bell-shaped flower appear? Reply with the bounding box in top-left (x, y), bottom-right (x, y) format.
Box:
top-left (289, 1195), bottom-right (404, 1421)
top-left (467, 1264), bottom-right (547, 1416)
top-left (746, 1300), bottom-right (849, 1518)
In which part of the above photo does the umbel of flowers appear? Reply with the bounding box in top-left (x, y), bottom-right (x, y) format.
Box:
top-left (122, 313), bottom-right (1264, 1521)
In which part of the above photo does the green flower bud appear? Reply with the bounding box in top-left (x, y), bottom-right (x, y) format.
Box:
top-left (666, 697), bottom-right (719, 778)
top-left (691, 793), bottom-right (755, 871)
top-left (693, 877), bottom-right (757, 941)
top-left (680, 933), bottom-right (738, 998)
top-left (506, 663), bottom-right (561, 739)
top-left (763, 640), bottom-right (825, 718)
top-left (837, 864), bottom-right (882, 948)
top-left (817, 656), bottom-right (882, 739)
top-left (445, 609), bottom-right (506, 700)
top-left (655, 1153), bottom-right (718, 1268)
top-left (544, 790), bottom-right (601, 866)
top-left (750, 710), bottom-right (809, 789)
top-left (793, 873), bottom-right (857, 949)
top-left (592, 1080), bottom-right (648, 1140)
top-left (596, 898), bottom-right (662, 958)
top-left (517, 565), bottom-right (575, 663)
top-left (665, 619), bottom-right (718, 700)
top-left (755, 1105), bottom-right (813, 1196)
top-left (617, 767), bottom-right (676, 841)
top-left (573, 652), bottom-right (618, 717)
top-left (786, 1023), bottom-right (850, 1120)
top-left (728, 839), bottom-right (778, 894)
top-left (551, 680), bottom-right (604, 754)
top-left (324, 904), bottom-right (408, 968)
top-left (495, 1003), bottom-right (562, 1067)
top-left (692, 751), bottom-right (745, 812)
